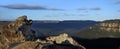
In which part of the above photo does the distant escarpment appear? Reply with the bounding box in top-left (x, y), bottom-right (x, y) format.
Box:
top-left (98, 19), bottom-right (120, 32)
top-left (0, 16), bottom-right (85, 49)
top-left (75, 19), bottom-right (120, 39)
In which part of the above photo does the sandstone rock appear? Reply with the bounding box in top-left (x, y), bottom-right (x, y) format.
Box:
top-left (46, 33), bottom-right (86, 49)
top-left (0, 42), bottom-right (9, 49)
top-left (0, 35), bottom-right (9, 49)
top-left (0, 15), bottom-right (36, 49)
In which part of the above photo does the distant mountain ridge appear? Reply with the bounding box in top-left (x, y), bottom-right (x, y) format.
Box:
top-left (32, 20), bottom-right (99, 37)
top-left (33, 20), bottom-right (99, 23)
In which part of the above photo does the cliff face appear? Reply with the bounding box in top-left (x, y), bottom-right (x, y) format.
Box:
top-left (89, 19), bottom-right (120, 33)
top-left (98, 20), bottom-right (120, 32)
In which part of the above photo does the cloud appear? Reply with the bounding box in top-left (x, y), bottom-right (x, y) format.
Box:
top-left (90, 7), bottom-right (101, 10)
top-left (0, 4), bottom-right (63, 10)
top-left (118, 10), bottom-right (120, 12)
top-left (77, 8), bottom-right (87, 10)
top-left (77, 7), bottom-right (101, 11)
top-left (114, 1), bottom-right (120, 4)
top-left (63, 13), bottom-right (89, 16)
top-left (78, 14), bottom-right (89, 16)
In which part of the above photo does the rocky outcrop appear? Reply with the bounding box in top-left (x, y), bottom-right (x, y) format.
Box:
top-left (45, 33), bottom-right (86, 49)
top-left (46, 33), bottom-right (84, 46)
top-left (0, 15), bottom-right (36, 49)
top-left (11, 33), bottom-right (86, 49)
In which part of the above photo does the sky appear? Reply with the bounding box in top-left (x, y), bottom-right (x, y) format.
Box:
top-left (0, 0), bottom-right (120, 21)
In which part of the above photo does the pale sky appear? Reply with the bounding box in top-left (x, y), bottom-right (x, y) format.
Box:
top-left (0, 0), bottom-right (120, 21)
